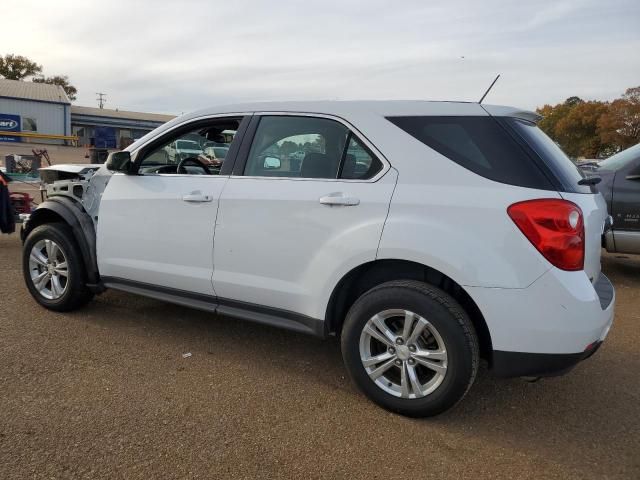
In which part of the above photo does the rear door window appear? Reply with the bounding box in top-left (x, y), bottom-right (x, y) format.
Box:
top-left (387, 116), bottom-right (554, 190)
top-left (243, 115), bottom-right (383, 180)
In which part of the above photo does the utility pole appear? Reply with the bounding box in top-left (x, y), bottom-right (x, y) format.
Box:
top-left (96, 92), bottom-right (107, 109)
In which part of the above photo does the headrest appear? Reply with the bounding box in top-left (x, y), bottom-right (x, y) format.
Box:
top-left (301, 153), bottom-right (333, 178)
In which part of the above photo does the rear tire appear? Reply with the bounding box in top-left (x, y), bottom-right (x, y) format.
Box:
top-left (341, 280), bottom-right (479, 417)
top-left (23, 223), bottom-right (94, 311)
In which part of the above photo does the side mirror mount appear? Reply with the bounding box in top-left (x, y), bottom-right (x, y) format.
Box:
top-left (263, 156), bottom-right (281, 170)
top-left (106, 151), bottom-right (132, 173)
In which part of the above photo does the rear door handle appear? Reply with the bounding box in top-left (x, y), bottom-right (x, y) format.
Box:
top-left (319, 193), bottom-right (360, 206)
top-left (181, 194), bottom-right (213, 203)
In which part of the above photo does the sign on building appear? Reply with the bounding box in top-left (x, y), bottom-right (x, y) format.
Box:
top-left (95, 126), bottom-right (117, 149)
top-left (0, 114), bottom-right (21, 143)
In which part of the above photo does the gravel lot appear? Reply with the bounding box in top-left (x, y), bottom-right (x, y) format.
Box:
top-left (1, 231), bottom-right (639, 479)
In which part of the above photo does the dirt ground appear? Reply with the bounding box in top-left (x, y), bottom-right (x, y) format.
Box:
top-left (1, 231), bottom-right (638, 479)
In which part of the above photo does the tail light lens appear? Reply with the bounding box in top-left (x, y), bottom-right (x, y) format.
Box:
top-left (507, 199), bottom-right (584, 271)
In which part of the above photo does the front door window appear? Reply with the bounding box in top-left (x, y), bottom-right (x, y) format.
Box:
top-left (139, 118), bottom-right (241, 175)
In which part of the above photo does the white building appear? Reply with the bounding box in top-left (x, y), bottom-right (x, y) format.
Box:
top-left (0, 78), bottom-right (71, 145)
top-left (1, 78), bottom-right (175, 150)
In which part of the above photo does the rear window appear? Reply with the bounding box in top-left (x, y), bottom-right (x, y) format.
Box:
top-left (507, 118), bottom-right (591, 193)
top-left (387, 116), bottom-right (554, 190)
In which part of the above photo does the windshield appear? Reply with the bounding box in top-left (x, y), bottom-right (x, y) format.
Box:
top-left (598, 143), bottom-right (640, 171)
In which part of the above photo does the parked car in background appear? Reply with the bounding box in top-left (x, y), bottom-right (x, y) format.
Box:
top-left (579, 143), bottom-right (640, 254)
top-left (166, 139), bottom-right (203, 163)
top-left (21, 101), bottom-right (614, 417)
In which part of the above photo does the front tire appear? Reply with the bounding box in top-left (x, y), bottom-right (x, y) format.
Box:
top-left (341, 280), bottom-right (479, 417)
top-left (23, 223), bottom-right (94, 311)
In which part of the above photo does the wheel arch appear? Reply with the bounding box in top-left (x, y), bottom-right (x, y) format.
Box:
top-left (22, 197), bottom-right (100, 286)
top-left (325, 259), bottom-right (493, 362)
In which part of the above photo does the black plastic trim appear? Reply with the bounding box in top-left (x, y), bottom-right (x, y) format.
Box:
top-left (232, 115), bottom-right (261, 176)
top-left (217, 297), bottom-right (325, 336)
top-left (336, 131), bottom-right (352, 179)
top-left (594, 273), bottom-right (614, 310)
top-left (22, 197), bottom-right (100, 285)
top-left (220, 115), bottom-right (251, 176)
top-left (492, 342), bottom-right (602, 378)
top-left (101, 277), bottom-right (325, 337)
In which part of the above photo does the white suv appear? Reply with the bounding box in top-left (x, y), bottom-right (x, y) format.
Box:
top-left (21, 101), bottom-right (615, 417)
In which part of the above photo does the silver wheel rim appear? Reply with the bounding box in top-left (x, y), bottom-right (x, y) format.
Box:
top-left (359, 309), bottom-right (448, 399)
top-left (28, 239), bottom-right (69, 300)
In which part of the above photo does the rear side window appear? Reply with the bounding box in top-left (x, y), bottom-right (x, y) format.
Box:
top-left (506, 118), bottom-right (592, 193)
top-left (387, 116), bottom-right (553, 190)
top-left (340, 134), bottom-right (383, 180)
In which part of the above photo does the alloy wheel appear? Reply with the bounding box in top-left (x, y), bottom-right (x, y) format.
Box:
top-left (28, 239), bottom-right (69, 300)
top-left (359, 309), bottom-right (448, 399)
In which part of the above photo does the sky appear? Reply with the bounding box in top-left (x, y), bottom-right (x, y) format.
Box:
top-left (2, 0), bottom-right (639, 115)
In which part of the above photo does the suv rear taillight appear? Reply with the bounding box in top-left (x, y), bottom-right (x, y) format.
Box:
top-left (507, 199), bottom-right (584, 271)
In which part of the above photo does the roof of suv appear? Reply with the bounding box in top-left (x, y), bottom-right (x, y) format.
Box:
top-left (180, 101), bottom-right (540, 123)
top-left (126, 100), bottom-right (540, 154)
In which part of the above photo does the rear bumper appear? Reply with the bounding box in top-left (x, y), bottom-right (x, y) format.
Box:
top-left (467, 270), bottom-right (615, 378)
top-left (492, 340), bottom-right (602, 378)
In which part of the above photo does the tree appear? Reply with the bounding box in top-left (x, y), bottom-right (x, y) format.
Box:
top-left (555, 101), bottom-right (611, 158)
top-left (538, 88), bottom-right (640, 158)
top-left (537, 102), bottom-right (572, 140)
top-left (564, 96), bottom-right (584, 107)
top-left (1, 53), bottom-right (78, 101)
top-left (33, 75), bottom-right (78, 101)
top-left (278, 140), bottom-right (299, 156)
top-left (537, 97), bottom-right (611, 158)
top-left (597, 86), bottom-right (640, 152)
top-left (0, 54), bottom-right (42, 80)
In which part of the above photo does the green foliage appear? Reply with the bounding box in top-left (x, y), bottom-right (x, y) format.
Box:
top-left (536, 87), bottom-right (640, 159)
top-left (0, 53), bottom-right (77, 101)
top-left (278, 140), bottom-right (299, 156)
top-left (33, 75), bottom-right (77, 101)
top-left (0, 54), bottom-right (42, 80)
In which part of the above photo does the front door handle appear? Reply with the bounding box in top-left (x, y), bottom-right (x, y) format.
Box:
top-left (319, 193), bottom-right (360, 206)
top-left (181, 193), bottom-right (213, 203)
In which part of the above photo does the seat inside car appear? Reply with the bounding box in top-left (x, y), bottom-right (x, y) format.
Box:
top-left (341, 154), bottom-right (357, 179)
top-left (300, 153), bottom-right (336, 178)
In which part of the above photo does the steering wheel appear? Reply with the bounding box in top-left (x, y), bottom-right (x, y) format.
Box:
top-left (177, 156), bottom-right (212, 175)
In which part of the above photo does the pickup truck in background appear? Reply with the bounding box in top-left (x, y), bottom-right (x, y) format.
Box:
top-left (580, 143), bottom-right (640, 254)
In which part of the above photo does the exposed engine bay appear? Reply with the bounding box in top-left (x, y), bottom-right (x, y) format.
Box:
top-left (38, 164), bottom-right (112, 226)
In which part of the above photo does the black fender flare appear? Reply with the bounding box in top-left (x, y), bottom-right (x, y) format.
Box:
top-left (22, 196), bottom-right (100, 285)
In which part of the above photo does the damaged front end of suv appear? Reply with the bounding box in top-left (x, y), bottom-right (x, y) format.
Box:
top-left (21, 163), bottom-right (113, 291)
